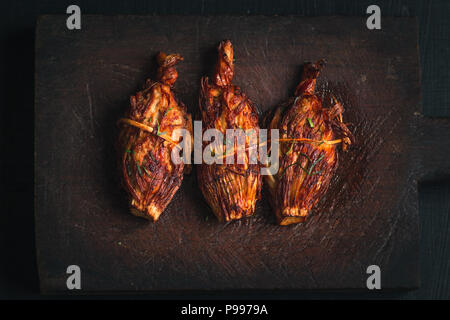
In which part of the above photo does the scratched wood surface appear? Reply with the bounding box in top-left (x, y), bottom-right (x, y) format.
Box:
top-left (34, 15), bottom-right (445, 293)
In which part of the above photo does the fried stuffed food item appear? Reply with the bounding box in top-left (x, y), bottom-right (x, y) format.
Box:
top-left (197, 40), bottom-right (262, 222)
top-left (118, 53), bottom-right (192, 222)
top-left (265, 60), bottom-right (352, 225)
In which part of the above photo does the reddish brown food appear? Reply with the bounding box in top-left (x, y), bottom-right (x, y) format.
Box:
top-left (265, 60), bottom-right (353, 225)
top-left (118, 53), bottom-right (192, 222)
top-left (197, 40), bottom-right (262, 222)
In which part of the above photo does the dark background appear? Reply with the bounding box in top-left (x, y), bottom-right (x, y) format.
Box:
top-left (0, 0), bottom-right (449, 299)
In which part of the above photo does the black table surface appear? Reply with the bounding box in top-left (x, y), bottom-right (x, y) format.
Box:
top-left (0, 0), bottom-right (449, 299)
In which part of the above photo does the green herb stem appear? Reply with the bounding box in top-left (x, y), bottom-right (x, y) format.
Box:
top-left (307, 154), bottom-right (325, 176)
top-left (136, 162), bottom-right (142, 176)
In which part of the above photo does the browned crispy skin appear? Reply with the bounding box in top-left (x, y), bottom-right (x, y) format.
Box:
top-left (118, 53), bottom-right (192, 222)
top-left (197, 40), bottom-right (262, 222)
top-left (265, 61), bottom-right (353, 225)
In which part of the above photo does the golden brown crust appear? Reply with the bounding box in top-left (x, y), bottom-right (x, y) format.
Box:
top-left (265, 60), bottom-right (353, 225)
top-left (197, 40), bottom-right (262, 222)
top-left (118, 53), bottom-right (192, 222)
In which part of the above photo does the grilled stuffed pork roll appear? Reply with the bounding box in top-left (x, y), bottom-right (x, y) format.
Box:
top-left (265, 60), bottom-right (352, 225)
top-left (118, 53), bottom-right (192, 222)
top-left (197, 40), bottom-right (262, 222)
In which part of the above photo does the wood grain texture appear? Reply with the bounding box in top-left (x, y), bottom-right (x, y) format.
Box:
top-left (34, 15), bottom-right (434, 293)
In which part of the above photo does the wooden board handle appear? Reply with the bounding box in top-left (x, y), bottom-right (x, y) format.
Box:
top-left (414, 117), bottom-right (450, 181)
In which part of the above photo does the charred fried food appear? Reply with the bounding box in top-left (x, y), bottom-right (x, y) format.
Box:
top-left (118, 53), bottom-right (192, 222)
top-left (265, 60), bottom-right (353, 225)
top-left (197, 40), bottom-right (262, 222)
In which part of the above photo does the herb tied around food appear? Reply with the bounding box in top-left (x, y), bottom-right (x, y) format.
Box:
top-left (280, 153), bottom-right (325, 177)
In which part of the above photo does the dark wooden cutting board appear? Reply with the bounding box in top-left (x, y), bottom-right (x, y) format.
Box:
top-left (35, 15), bottom-right (450, 293)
